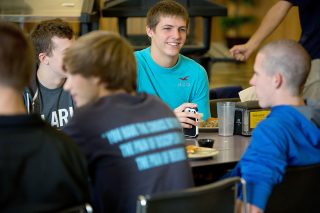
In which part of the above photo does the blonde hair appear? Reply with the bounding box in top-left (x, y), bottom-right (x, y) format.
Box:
top-left (63, 31), bottom-right (136, 92)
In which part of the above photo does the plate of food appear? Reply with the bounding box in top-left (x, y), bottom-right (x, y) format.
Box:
top-left (199, 117), bottom-right (219, 132)
top-left (186, 145), bottom-right (219, 159)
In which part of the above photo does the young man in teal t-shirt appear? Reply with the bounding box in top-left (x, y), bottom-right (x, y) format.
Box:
top-left (135, 0), bottom-right (211, 129)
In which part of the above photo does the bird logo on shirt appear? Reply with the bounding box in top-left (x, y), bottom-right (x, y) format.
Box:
top-left (179, 76), bottom-right (189, 81)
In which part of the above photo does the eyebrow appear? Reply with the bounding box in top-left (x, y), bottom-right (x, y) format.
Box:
top-left (162, 24), bottom-right (174, 27)
top-left (161, 24), bottom-right (186, 28)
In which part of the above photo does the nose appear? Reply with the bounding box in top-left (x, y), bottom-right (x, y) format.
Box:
top-left (172, 28), bottom-right (181, 39)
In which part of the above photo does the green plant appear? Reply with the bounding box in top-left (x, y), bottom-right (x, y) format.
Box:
top-left (230, 0), bottom-right (254, 6)
top-left (220, 0), bottom-right (256, 37)
top-left (220, 16), bottom-right (254, 32)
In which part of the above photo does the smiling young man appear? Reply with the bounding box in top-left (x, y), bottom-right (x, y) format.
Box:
top-left (227, 40), bottom-right (320, 213)
top-left (135, 0), bottom-right (211, 129)
top-left (62, 31), bottom-right (193, 213)
top-left (23, 19), bottom-right (74, 129)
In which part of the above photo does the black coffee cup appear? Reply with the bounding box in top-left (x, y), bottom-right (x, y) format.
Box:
top-left (197, 139), bottom-right (214, 148)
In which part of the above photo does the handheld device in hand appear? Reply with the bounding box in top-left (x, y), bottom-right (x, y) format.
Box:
top-left (183, 107), bottom-right (199, 138)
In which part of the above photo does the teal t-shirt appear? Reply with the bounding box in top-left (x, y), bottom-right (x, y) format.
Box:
top-left (135, 47), bottom-right (210, 120)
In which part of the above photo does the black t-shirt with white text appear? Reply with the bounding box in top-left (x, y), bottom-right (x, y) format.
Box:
top-left (38, 83), bottom-right (74, 129)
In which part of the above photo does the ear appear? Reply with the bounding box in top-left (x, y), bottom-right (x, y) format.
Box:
top-left (91, 76), bottom-right (101, 85)
top-left (146, 26), bottom-right (153, 38)
top-left (273, 73), bottom-right (283, 89)
top-left (93, 77), bottom-right (108, 93)
top-left (39, 52), bottom-right (49, 65)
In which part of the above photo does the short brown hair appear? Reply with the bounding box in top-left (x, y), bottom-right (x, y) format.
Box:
top-left (146, 0), bottom-right (189, 30)
top-left (31, 18), bottom-right (73, 64)
top-left (63, 31), bottom-right (136, 92)
top-left (0, 22), bottom-right (34, 90)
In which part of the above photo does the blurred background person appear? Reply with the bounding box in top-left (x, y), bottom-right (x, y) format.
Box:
top-left (0, 22), bottom-right (90, 213)
top-left (23, 18), bottom-right (74, 129)
top-left (230, 0), bottom-right (320, 101)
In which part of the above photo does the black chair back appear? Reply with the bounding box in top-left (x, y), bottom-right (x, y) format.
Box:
top-left (265, 163), bottom-right (320, 213)
top-left (136, 177), bottom-right (247, 213)
top-left (209, 98), bottom-right (240, 118)
top-left (209, 86), bottom-right (243, 100)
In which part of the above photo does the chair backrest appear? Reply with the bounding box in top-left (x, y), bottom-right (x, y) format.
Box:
top-left (265, 163), bottom-right (320, 213)
top-left (210, 98), bottom-right (240, 118)
top-left (209, 86), bottom-right (243, 100)
top-left (136, 177), bottom-right (247, 213)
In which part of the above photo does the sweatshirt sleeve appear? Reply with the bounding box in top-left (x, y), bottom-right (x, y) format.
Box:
top-left (238, 118), bottom-right (288, 210)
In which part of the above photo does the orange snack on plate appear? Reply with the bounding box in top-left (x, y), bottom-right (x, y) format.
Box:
top-left (186, 145), bottom-right (199, 154)
top-left (199, 117), bottom-right (218, 128)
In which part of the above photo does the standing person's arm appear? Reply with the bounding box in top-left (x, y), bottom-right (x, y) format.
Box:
top-left (230, 0), bottom-right (293, 61)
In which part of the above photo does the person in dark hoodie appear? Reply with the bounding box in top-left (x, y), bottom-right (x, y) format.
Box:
top-left (62, 31), bottom-right (193, 213)
top-left (0, 22), bottom-right (90, 212)
top-left (228, 40), bottom-right (320, 213)
top-left (23, 18), bottom-right (74, 129)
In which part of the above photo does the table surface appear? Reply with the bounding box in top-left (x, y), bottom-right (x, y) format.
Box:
top-left (187, 132), bottom-right (250, 168)
top-left (0, 0), bottom-right (84, 22)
